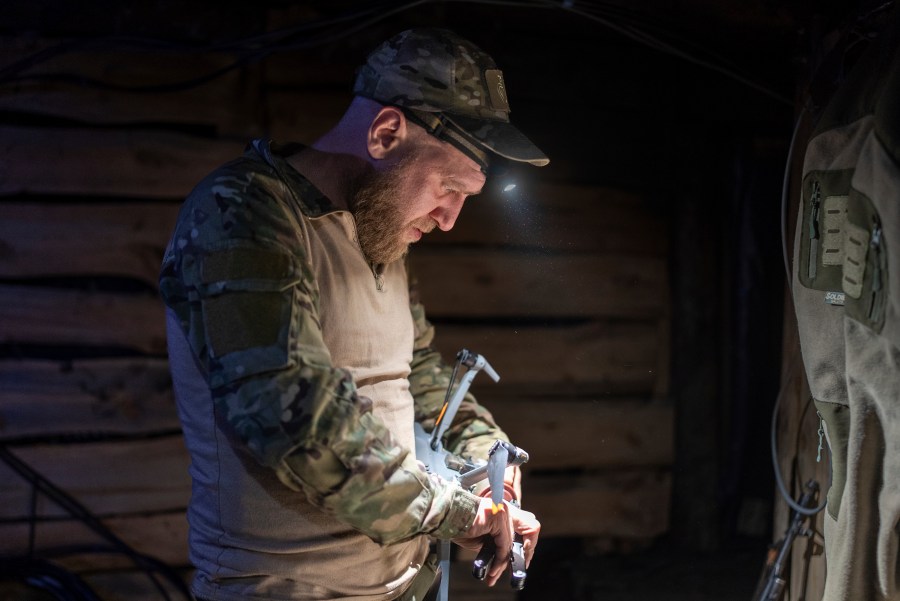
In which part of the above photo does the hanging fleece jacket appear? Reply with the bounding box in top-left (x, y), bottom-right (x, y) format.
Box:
top-left (792, 10), bottom-right (900, 601)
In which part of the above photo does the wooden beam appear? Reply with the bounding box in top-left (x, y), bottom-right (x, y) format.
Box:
top-left (0, 360), bottom-right (669, 470)
top-left (0, 186), bottom-right (665, 284)
top-left (0, 358), bottom-right (177, 440)
top-left (0, 126), bottom-right (244, 198)
top-left (1, 288), bottom-right (664, 394)
top-left (524, 470), bottom-right (671, 538)
top-left (0, 284), bottom-right (167, 354)
top-left (0, 512), bottom-right (189, 569)
top-left (0, 465), bottom-right (669, 561)
top-left (427, 182), bottom-right (668, 255)
top-left (0, 201), bottom-right (180, 284)
top-left (487, 398), bottom-right (673, 470)
top-left (265, 90), bottom-right (354, 145)
top-left (0, 37), bottom-right (263, 137)
top-left (434, 321), bottom-right (663, 394)
top-left (0, 438), bottom-right (190, 519)
top-left (411, 249), bottom-right (668, 319)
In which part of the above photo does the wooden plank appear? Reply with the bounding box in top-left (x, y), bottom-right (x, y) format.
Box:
top-left (0, 191), bottom-right (664, 284)
top-left (0, 438), bottom-right (191, 519)
top-left (1, 286), bottom-right (660, 392)
top-left (0, 126), bottom-right (244, 198)
top-left (0, 358), bottom-right (176, 440)
top-left (2, 556), bottom-right (512, 601)
top-left (0, 358), bottom-right (670, 468)
top-left (0, 468), bottom-right (668, 565)
top-left (0, 202), bottom-right (180, 285)
top-left (0, 559), bottom-right (510, 601)
top-left (0, 284), bottom-right (167, 354)
top-left (486, 398), bottom-right (673, 470)
top-left (262, 47), bottom-right (358, 88)
top-left (524, 470), bottom-right (671, 538)
top-left (0, 512), bottom-right (189, 569)
top-left (434, 321), bottom-right (663, 394)
top-left (424, 182), bottom-right (668, 255)
top-left (0, 37), bottom-right (262, 136)
top-left (265, 89), bottom-right (354, 145)
top-left (76, 569), bottom-right (193, 601)
top-left (411, 249), bottom-right (668, 319)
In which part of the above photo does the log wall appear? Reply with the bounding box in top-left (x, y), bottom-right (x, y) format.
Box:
top-left (0, 27), bottom-right (672, 600)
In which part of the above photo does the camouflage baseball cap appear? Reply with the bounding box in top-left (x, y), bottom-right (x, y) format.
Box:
top-left (353, 28), bottom-right (549, 170)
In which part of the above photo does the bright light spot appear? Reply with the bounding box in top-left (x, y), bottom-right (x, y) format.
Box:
top-left (503, 183), bottom-right (517, 193)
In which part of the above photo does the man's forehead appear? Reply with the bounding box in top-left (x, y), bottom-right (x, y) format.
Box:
top-left (427, 137), bottom-right (487, 189)
top-left (442, 171), bottom-right (485, 194)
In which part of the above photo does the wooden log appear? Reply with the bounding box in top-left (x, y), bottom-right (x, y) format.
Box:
top-left (0, 438), bottom-right (190, 520)
top-left (0, 202), bottom-right (180, 285)
top-left (77, 568), bottom-right (194, 601)
top-left (2, 300), bottom-right (656, 393)
top-left (0, 512), bottom-right (189, 569)
top-left (487, 398), bottom-right (673, 470)
top-left (427, 182), bottom-right (668, 255)
top-left (0, 358), bottom-right (176, 440)
top-left (0, 358), bottom-right (668, 469)
top-left (265, 90), bottom-right (353, 145)
top-left (0, 37), bottom-right (263, 136)
top-left (14, 560), bottom-right (513, 601)
top-left (434, 321), bottom-right (663, 394)
top-left (411, 249), bottom-right (668, 319)
top-left (524, 470), bottom-right (671, 538)
top-left (0, 284), bottom-right (167, 355)
top-left (0, 466), bottom-right (669, 564)
top-left (0, 289), bottom-right (663, 394)
top-left (0, 126), bottom-right (244, 198)
top-left (0, 183), bottom-right (663, 283)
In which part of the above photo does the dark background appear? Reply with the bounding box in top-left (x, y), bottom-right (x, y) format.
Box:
top-left (1, 1), bottom-right (886, 599)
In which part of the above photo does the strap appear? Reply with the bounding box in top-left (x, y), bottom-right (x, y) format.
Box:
top-left (402, 108), bottom-right (490, 174)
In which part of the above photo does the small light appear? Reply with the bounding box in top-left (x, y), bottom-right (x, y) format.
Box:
top-left (502, 183), bottom-right (517, 193)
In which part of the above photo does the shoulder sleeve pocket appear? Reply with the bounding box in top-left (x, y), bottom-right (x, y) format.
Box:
top-left (196, 244), bottom-right (303, 388)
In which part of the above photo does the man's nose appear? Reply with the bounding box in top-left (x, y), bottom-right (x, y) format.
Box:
top-left (430, 194), bottom-right (465, 231)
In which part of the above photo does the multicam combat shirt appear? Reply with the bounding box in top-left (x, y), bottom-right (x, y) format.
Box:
top-left (159, 139), bottom-right (508, 600)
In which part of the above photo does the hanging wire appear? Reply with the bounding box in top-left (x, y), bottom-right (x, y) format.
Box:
top-left (768, 351), bottom-right (829, 516)
top-left (0, 0), bottom-right (792, 104)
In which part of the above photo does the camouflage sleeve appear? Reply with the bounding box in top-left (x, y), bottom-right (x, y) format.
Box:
top-left (407, 275), bottom-right (509, 463)
top-left (160, 160), bottom-right (478, 544)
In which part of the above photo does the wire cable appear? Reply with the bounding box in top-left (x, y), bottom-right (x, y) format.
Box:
top-left (0, 446), bottom-right (193, 601)
top-left (768, 352), bottom-right (829, 516)
top-left (546, 0), bottom-right (793, 105)
top-left (0, 0), bottom-right (793, 106)
top-left (780, 105), bottom-right (807, 288)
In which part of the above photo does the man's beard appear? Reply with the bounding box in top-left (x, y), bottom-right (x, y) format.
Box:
top-left (352, 157), bottom-right (431, 265)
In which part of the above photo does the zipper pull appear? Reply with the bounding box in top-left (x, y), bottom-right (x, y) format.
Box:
top-left (809, 181), bottom-right (821, 240)
top-left (808, 181), bottom-right (821, 281)
top-left (371, 263), bottom-right (385, 292)
top-left (868, 217), bottom-right (883, 322)
top-left (871, 218), bottom-right (883, 292)
top-left (816, 411), bottom-right (825, 463)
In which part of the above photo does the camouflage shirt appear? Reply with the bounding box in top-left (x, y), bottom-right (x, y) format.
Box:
top-left (159, 139), bottom-right (508, 553)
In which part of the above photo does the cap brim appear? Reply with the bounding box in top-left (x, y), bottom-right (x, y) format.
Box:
top-left (444, 114), bottom-right (549, 167)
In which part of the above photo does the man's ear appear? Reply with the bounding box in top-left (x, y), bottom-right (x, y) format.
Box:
top-left (367, 106), bottom-right (408, 160)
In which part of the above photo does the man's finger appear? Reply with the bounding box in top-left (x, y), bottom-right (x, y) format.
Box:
top-left (486, 504), bottom-right (514, 585)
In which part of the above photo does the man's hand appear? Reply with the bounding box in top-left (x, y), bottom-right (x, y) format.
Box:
top-left (453, 497), bottom-right (540, 586)
top-left (471, 465), bottom-right (522, 505)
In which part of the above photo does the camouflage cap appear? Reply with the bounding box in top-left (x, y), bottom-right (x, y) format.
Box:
top-left (353, 28), bottom-right (549, 169)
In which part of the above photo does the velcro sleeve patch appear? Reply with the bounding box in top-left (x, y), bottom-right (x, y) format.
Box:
top-left (202, 248), bottom-right (294, 285)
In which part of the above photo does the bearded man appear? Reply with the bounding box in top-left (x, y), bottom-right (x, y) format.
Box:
top-left (159, 28), bottom-right (547, 601)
